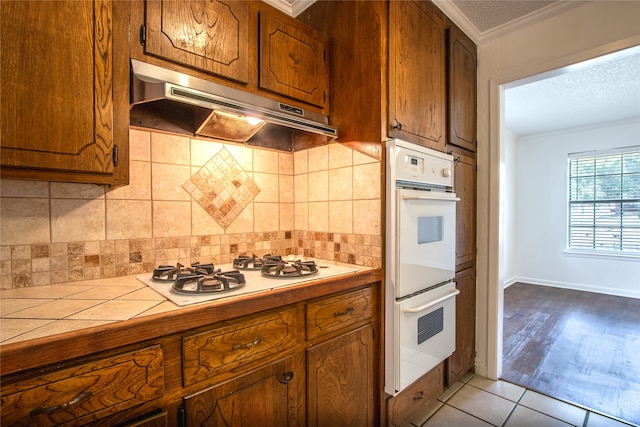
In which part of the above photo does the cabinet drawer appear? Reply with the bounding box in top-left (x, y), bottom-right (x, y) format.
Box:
top-left (183, 308), bottom-right (297, 387)
top-left (387, 363), bottom-right (444, 427)
top-left (0, 345), bottom-right (164, 426)
top-left (306, 287), bottom-right (373, 340)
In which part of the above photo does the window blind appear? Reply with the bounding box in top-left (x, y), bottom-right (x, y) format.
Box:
top-left (568, 147), bottom-right (640, 254)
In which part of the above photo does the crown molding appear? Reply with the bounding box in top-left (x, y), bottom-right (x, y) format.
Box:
top-left (261, 0), bottom-right (294, 15)
top-left (434, 0), bottom-right (590, 45)
top-left (432, 0), bottom-right (482, 43)
top-left (262, 0), bottom-right (316, 17)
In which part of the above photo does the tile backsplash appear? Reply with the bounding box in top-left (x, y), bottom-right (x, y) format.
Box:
top-left (0, 128), bottom-right (382, 288)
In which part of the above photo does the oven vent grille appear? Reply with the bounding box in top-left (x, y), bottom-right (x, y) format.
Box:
top-left (417, 307), bottom-right (444, 345)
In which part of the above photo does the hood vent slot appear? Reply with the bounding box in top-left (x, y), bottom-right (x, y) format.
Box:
top-left (130, 59), bottom-right (337, 151)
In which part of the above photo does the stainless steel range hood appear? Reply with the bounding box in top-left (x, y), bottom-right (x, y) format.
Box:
top-left (130, 59), bottom-right (337, 151)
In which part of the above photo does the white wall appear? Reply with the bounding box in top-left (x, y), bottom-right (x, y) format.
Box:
top-left (502, 129), bottom-right (518, 287)
top-left (505, 120), bottom-right (640, 298)
top-left (476, 0), bottom-right (640, 379)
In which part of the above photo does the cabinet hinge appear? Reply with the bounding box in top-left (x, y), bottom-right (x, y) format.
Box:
top-left (112, 144), bottom-right (118, 167)
top-left (140, 25), bottom-right (146, 46)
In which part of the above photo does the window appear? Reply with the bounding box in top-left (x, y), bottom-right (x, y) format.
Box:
top-left (568, 147), bottom-right (640, 255)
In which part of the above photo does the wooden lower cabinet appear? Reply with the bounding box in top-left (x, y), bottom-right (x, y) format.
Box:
top-left (176, 284), bottom-right (378, 426)
top-left (0, 282), bottom-right (380, 426)
top-left (307, 325), bottom-right (376, 427)
top-left (447, 267), bottom-right (476, 384)
top-left (386, 362), bottom-right (445, 427)
top-left (181, 356), bottom-right (300, 426)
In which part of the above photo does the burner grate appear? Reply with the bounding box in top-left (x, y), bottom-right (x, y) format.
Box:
top-left (233, 254), bottom-right (282, 270)
top-left (152, 262), bottom-right (215, 282)
top-left (261, 260), bottom-right (318, 278)
top-left (172, 269), bottom-right (246, 294)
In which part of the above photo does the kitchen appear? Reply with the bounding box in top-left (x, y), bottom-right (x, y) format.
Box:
top-left (1, 0), bottom-right (639, 426)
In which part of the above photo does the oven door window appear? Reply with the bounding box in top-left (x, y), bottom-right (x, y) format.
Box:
top-left (418, 216), bottom-right (443, 244)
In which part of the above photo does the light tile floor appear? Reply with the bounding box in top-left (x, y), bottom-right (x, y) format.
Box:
top-left (409, 373), bottom-right (637, 427)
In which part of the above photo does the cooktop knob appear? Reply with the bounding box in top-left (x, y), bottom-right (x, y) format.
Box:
top-left (442, 168), bottom-right (451, 177)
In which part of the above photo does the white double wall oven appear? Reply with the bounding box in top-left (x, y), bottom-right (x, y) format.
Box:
top-left (385, 139), bottom-right (459, 395)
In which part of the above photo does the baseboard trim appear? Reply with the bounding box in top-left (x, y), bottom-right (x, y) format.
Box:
top-left (506, 276), bottom-right (640, 299)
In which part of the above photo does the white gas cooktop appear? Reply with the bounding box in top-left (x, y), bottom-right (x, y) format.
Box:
top-left (137, 262), bottom-right (361, 306)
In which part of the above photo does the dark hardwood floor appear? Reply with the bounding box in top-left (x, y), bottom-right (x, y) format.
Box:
top-left (502, 282), bottom-right (640, 425)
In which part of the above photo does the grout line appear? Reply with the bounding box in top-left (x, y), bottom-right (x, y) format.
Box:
top-left (500, 387), bottom-right (526, 427)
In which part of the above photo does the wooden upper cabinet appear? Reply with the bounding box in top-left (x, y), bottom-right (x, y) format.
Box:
top-left (448, 24), bottom-right (477, 152)
top-left (389, 0), bottom-right (447, 152)
top-left (295, 0), bottom-right (387, 159)
top-left (0, 0), bottom-right (129, 186)
top-left (144, 0), bottom-right (250, 84)
top-left (259, 10), bottom-right (328, 109)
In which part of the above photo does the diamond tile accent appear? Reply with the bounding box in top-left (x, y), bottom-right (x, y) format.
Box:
top-left (184, 147), bottom-right (260, 229)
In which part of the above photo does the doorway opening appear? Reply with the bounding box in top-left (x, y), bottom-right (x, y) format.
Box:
top-left (497, 46), bottom-right (640, 424)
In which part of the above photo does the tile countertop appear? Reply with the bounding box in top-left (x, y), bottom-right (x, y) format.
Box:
top-left (0, 275), bottom-right (175, 345)
top-left (0, 261), bottom-right (375, 346)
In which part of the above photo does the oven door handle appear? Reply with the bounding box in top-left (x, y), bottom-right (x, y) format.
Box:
top-left (401, 195), bottom-right (460, 202)
top-left (402, 289), bottom-right (460, 313)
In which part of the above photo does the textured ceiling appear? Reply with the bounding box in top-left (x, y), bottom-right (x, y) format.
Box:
top-left (450, 0), bottom-right (556, 33)
top-left (505, 46), bottom-right (640, 136)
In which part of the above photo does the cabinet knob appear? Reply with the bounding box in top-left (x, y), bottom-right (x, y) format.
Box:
top-left (393, 120), bottom-right (403, 131)
top-left (413, 391), bottom-right (425, 400)
top-left (278, 371), bottom-right (294, 384)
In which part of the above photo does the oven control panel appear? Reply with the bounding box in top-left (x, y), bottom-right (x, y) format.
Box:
top-left (393, 141), bottom-right (454, 188)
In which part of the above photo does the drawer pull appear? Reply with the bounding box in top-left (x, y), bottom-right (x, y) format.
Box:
top-left (232, 337), bottom-right (263, 351)
top-left (413, 391), bottom-right (425, 400)
top-left (30, 391), bottom-right (92, 416)
top-left (278, 371), bottom-right (294, 384)
top-left (334, 307), bottom-right (354, 317)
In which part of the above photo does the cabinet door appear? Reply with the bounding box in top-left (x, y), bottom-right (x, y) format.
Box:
top-left (0, 0), bottom-right (128, 186)
top-left (447, 267), bottom-right (476, 384)
top-left (182, 356), bottom-right (299, 426)
top-left (144, 0), bottom-right (250, 84)
top-left (259, 11), bottom-right (328, 109)
top-left (450, 146), bottom-right (477, 270)
top-left (448, 24), bottom-right (477, 152)
top-left (389, 0), bottom-right (446, 152)
top-left (307, 325), bottom-right (376, 427)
